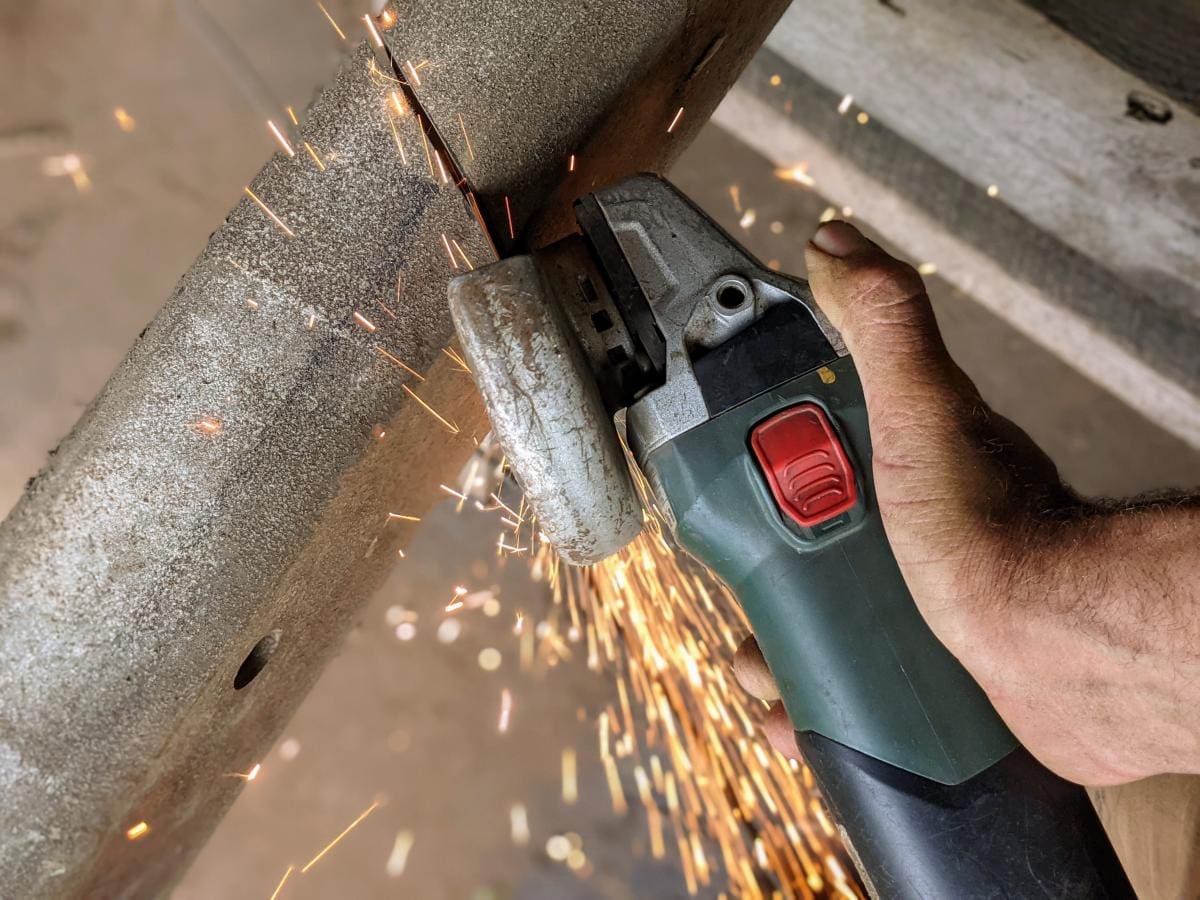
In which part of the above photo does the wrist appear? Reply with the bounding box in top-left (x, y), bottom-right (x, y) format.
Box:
top-left (964, 503), bottom-right (1200, 781)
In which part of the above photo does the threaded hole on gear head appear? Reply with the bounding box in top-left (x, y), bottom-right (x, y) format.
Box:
top-left (234, 630), bottom-right (280, 690)
top-left (717, 283), bottom-right (748, 310)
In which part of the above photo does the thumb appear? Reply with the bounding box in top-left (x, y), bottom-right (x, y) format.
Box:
top-left (803, 222), bottom-right (996, 578)
top-left (805, 221), bottom-right (967, 427)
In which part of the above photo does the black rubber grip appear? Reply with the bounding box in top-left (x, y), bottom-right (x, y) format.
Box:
top-left (796, 732), bottom-right (1135, 898)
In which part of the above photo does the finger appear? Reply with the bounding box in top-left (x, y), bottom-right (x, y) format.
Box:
top-left (733, 636), bottom-right (780, 701)
top-left (803, 223), bottom-right (1001, 569)
top-left (805, 222), bottom-right (973, 458)
top-left (763, 702), bottom-right (801, 759)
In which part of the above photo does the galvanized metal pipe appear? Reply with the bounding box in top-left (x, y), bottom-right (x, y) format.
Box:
top-left (0, 1), bottom-right (788, 895)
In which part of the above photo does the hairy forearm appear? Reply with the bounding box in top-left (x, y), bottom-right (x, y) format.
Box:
top-left (970, 496), bottom-right (1200, 783)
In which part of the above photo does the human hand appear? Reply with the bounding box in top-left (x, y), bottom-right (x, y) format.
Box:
top-left (734, 221), bottom-right (1200, 787)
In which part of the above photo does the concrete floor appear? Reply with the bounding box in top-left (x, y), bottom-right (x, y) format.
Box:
top-left (1, 2), bottom-right (1197, 898)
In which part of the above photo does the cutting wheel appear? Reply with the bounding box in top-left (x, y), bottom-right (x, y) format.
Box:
top-left (448, 255), bottom-right (644, 565)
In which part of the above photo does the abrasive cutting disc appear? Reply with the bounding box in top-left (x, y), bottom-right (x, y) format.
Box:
top-left (448, 256), bottom-right (643, 565)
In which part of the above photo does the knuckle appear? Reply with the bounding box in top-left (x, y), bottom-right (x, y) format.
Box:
top-left (847, 257), bottom-right (924, 304)
top-left (839, 258), bottom-right (929, 333)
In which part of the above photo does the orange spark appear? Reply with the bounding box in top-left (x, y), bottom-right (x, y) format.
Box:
top-left (402, 384), bottom-right (460, 434)
top-left (389, 90), bottom-right (409, 119)
top-left (433, 149), bottom-right (449, 184)
top-left (774, 163), bottom-right (814, 187)
top-left (267, 120), bottom-right (295, 157)
top-left (440, 233), bottom-right (458, 269)
top-left (439, 484), bottom-right (469, 502)
top-left (268, 865), bottom-right (293, 900)
top-left (385, 830), bottom-right (415, 878)
top-left (42, 153), bottom-right (91, 192)
top-left (568, 153), bottom-right (576, 172)
top-left (113, 107), bottom-right (136, 132)
top-left (562, 747), bottom-right (578, 804)
top-left (667, 106), bottom-right (685, 133)
top-left (367, 57), bottom-right (402, 86)
top-left (603, 755), bottom-right (628, 815)
top-left (418, 117), bottom-right (435, 179)
top-left (504, 195), bottom-right (515, 240)
top-left (225, 762), bottom-right (262, 781)
top-left (317, 2), bottom-right (346, 40)
top-left (510, 803), bottom-right (529, 844)
top-left (125, 821), bottom-right (150, 841)
top-left (243, 187), bottom-right (294, 238)
top-left (449, 238), bottom-right (474, 271)
top-left (362, 14), bottom-right (384, 47)
top-left (404, 60), bottom-right (422, 86)
top-left (353, 311), bottom-right (377, 333)
top-left (387, 118), bottom-right (409, 165)
top-left (302, 141), bottom-right (326, 171)
top-left (387, 512), bottom-right (421, 523)
top-left (441, 346), bottom-right (471, 373)
top-left (286, 106), bottom-right (299, 126)
top-left (373, 295), bottom-right (398, 319)
top-left (301, 801), bottom-right (380, 873)
top-left (375, 346), bottom-right (425, 381)
top-left (457, 114), bottom-right (475, 160)
top-left (498, 688), bottom-right (513, 732)
top-left (188, 416), bottom-right (223, 437)
top-left (728, 183), bottom-right (742, 214)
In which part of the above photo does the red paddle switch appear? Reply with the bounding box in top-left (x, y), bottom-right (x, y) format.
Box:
top-left (750, 404), bottom-right (857, 528)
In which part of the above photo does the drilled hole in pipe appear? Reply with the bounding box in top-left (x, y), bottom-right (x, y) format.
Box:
top-left (234, 630), bottom-right (280, 690)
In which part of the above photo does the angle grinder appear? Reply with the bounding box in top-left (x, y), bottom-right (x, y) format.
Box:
top-left (448, 175), bottom-right (1132, 898)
